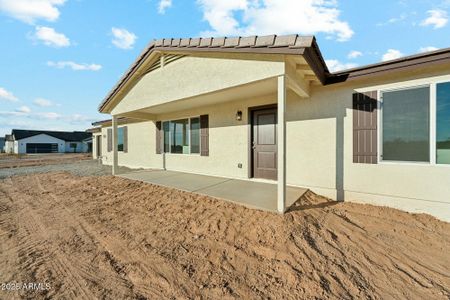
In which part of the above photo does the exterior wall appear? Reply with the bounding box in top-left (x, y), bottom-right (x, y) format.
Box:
top-left (338, 69), bottom-right (450, 222)
top-left (92, 132), bottom-right (101, 159)
top-left (3, 141), bottom-right (13, 153)
top-left (100, 122), bottom-right (155, 169)
top-left (16, 134), bottom-right (65, 154)
top-left (102, 94), bottom-right (274, 172)
top-left (304, 64), bottom-right (450, 221)
top-left (100, 62), bottom-right (450, 221)
top-left (111, 56), bottom-right (284, 115)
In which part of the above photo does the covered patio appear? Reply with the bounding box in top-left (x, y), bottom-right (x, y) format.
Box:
top-left (119, 169), bottom-right (307, 212)
top-left (100, 35), bottom-right (323, 213)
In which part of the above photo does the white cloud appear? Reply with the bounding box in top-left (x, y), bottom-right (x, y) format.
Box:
top-left (35, 112), bottom-right (61, 120)
top-left (0, 0), bottom-right (66, 24)
top-left (33, 98), bottom-right (53, 107)
top-left (33, 26), bottom-right (70, 47)
top-left (0, 111), bottom-right (25, 117)
top-left (325, 59), bottom-right (358, 72)
top-left (421, 9), bottom-right (448, 29)
top-left (347, 50), bottom-right (362, 59)
top-left (0, 109), bottom-right (60, 119)
top-left (376, 13), bottom-right (407, 26)
top-left (197, 0), bottom-right (354, 42)
top-left (158, 0), bottom-right (172, 14)
top-left (47, 61), bottom-right (102, 71)
top-left (419, 46), bottom-right (439, 53)
top-left (111, 27), bottom-right (137, 49)
top-left (382, 49), bottom-right (404, 61)
top-left (0, 87), bottom-right (18, 102)
top-left (68, 114), bottom-right (96, 124)
top-left (16, 105), bottom-right (31, 113)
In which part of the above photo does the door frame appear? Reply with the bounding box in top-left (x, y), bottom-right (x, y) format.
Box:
top-left (248, 104), bottom-right (278, 179)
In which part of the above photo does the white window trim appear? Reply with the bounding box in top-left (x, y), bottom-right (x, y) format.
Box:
top-left (376, 76), bottom-right (450, 166)
top-left (162, 116), bottom-right (201, 156)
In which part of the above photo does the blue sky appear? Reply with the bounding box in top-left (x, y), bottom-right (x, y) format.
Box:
top-left (0, 0), bottom-right (449, 136)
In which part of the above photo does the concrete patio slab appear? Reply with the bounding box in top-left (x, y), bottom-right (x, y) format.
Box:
top-left (143, 172), bottom-right (231, 192)
top-left (119, 170), bottom-right (307, 212)
top-left (120, 170), bottom-right (180, 181)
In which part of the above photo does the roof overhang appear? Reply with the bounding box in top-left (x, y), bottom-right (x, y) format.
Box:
top-left (98, 35), bottom-right (330, 114)
top-left (327, 47), bottom-right (450, 84)
top-left (91, 117), bottom-right (135, 127)
top-left (98, 33), bottom-right (450, 114)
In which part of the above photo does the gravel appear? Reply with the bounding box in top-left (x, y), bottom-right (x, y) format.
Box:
top-left (0, 160), bottom-right (134, 179)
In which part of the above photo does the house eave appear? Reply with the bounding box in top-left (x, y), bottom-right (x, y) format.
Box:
top-left (98, 34), bottom-right (330, 114)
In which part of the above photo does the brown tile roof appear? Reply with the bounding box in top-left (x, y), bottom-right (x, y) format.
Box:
top-left (98, 34), bottom-right (329, 113)
top-left (152, 34), bottom-right (313, 49)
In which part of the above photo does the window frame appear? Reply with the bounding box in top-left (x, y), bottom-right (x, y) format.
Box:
top-left (379, 84), bottom-right (433, 165)
top-left (161, 116), bottom-right (201, 155)
top-left (436, 82), bottom-right (450, 165)
top-left (117, 126), bottom-right (124, 152)
top-left (376, 75), bottom-right (450, 166)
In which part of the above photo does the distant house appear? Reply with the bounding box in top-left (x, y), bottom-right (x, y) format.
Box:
top-left (0, 137), bottom-right (5, 153)
top-left (4, 129), bottom-right (92, 154)
top-left (3, 135), bottom-right (14, 153)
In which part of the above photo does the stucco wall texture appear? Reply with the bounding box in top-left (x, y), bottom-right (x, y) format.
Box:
top-left (95, 57), bottom-right (450, 221)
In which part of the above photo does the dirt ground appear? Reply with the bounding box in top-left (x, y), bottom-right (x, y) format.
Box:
top-left (0, 172), bottom-right (449, 299)
top-left (0, 153), bottom-right (91, 169)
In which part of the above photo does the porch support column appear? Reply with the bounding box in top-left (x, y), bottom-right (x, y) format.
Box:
top-left (112, 115), bottom-right (119, 175)
top-left (277, 75), bottom-right (287, 213)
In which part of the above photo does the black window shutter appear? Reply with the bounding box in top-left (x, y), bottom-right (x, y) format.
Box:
top-left (200, 115), bottom-right (209, 156)
top-left (353, 91), bottom-right (378, 164)
top-left (107, 128), bottom-right (112, 152)
top-left (156, 121), bottom-right (162, 154)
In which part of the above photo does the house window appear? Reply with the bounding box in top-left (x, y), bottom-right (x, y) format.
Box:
top-left (171, 119), bottom-right (189, 154)
top-left (163, 121), bottom-right (170, 153)
top-left (162, 117), bottom-right (200, 154)
top-left (437, 82), bottom-right (450, 164)
top-left (117, 127), bottom-right (124, 151)
top-left (190, 117), bottom-right (200, 154)
top-left (382, 86), bottom-right (430, 162)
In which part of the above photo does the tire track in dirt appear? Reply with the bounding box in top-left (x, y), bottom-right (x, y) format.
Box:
top-left (32, 175), bottom-right (200, 299)
top-left (0, 178), bottom-right (94, 299)
top-left (2, 172), bottom-right (450, 299)
top-left (31, 175), bottom-right (160, 299)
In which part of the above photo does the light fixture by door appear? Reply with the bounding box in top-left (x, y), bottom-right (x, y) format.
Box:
top-left (236, 110), bottom-right (242, 121)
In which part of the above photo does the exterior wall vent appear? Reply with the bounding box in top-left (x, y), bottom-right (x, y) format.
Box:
top-left (145, 54), bottom-right (185, 75)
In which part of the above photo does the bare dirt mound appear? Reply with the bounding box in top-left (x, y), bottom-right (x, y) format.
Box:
top-left (0, 173), bottom-right (449, 299)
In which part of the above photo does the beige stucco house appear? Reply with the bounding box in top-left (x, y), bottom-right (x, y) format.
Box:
top-left (92, 34), bottom-right (450, 221)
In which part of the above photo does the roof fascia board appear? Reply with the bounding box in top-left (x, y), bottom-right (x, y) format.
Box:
top-left (101, 50), bottom-right (160, 113)
top-left (327, 48), bottom-right (450, 84)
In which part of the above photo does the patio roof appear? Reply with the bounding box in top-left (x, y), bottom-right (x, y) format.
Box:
top-left (98, 34), bottom-right (329, 113)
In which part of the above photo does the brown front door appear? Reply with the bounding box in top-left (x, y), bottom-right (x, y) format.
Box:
top-left (252, 107), bottom-right (277, 180)
top-left (96, 135), bottom-right (102, 157)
